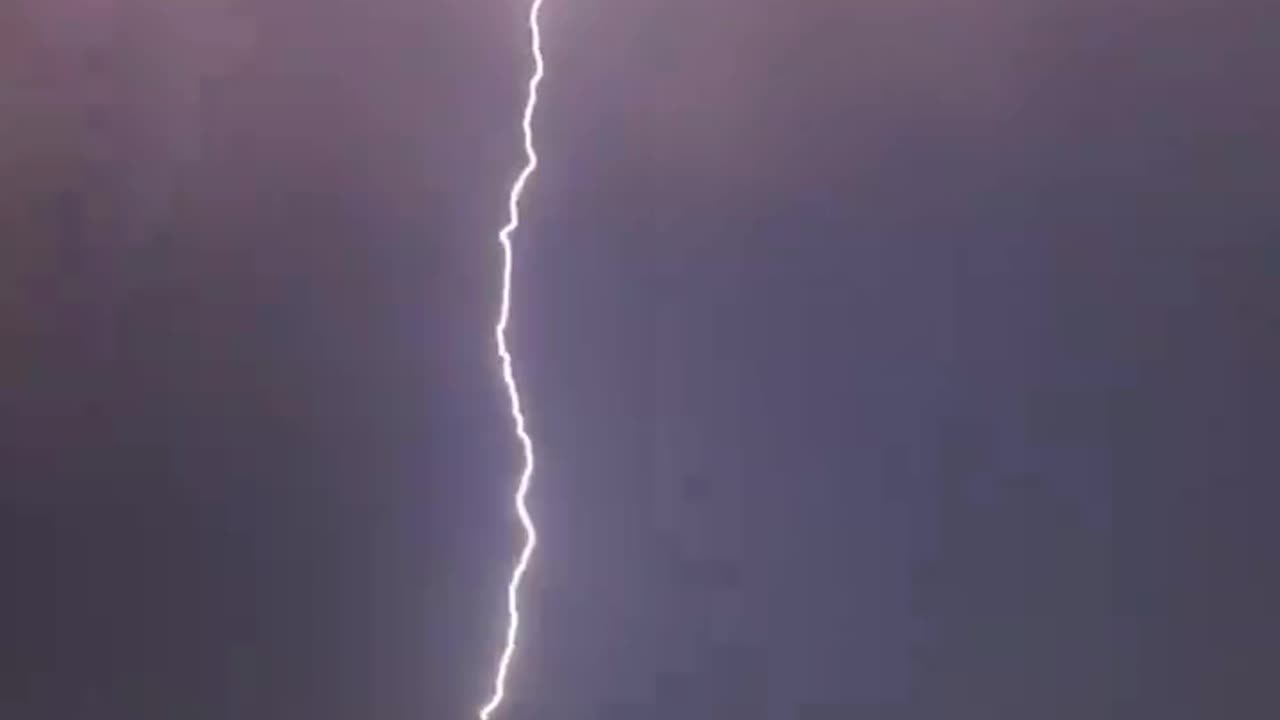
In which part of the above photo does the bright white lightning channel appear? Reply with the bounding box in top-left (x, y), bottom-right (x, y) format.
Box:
top-left (479, 0), bottom-right (545, 719)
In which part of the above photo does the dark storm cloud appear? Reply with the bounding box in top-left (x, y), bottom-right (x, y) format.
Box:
top-left (523, 1), bottom-right (1278, 717)
top-left (5, 2), bottom-right (530, 717)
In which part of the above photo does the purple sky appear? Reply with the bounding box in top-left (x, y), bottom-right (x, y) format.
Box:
top-left (3, 1), bottom-right (1278, 718)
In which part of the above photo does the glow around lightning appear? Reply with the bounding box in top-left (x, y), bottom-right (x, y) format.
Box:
top-left (479, 0), bottom-right (545, 718)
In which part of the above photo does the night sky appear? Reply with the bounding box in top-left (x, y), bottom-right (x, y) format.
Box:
top-left (3, 1), bottom-right (1278, 718)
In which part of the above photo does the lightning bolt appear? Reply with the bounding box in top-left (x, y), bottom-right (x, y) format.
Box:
top-left (479, 0), bottom-right (545, 718)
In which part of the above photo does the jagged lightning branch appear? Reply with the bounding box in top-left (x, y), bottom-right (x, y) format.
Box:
top-left (479, 0), bottom-right (545, 719)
